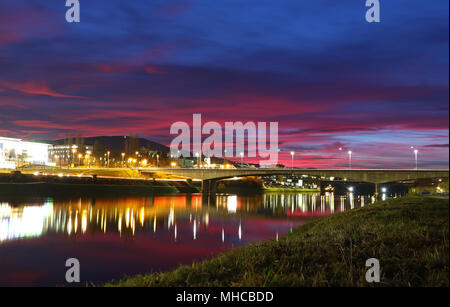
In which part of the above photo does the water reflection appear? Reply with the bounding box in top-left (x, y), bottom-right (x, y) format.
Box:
top-left (0, 193), bottom-right (375, 243)
top-left (0, 192), bottom-right (375, 286)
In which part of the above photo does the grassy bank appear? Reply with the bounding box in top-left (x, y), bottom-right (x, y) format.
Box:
top-left (107, 196), bottom-right (449, 287)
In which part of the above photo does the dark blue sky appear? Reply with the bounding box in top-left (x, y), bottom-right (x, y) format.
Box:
top-left (0, 0), bottom-right (448, 168)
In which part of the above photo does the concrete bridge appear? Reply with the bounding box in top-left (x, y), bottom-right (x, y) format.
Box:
top-left (142, 168), bottom-right (449, 195)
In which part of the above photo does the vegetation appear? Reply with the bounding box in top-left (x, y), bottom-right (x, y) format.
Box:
top-left (106, 196), bottom-right (449, 287)
top-left (216, 176), bottom-right (264, 193)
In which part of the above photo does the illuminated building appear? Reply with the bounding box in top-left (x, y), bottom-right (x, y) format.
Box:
top-left (0, 136), bottom-right (51, 169)
top-left (48, 144), bottom-right (93, 166)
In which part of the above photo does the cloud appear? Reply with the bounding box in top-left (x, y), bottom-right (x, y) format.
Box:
top-left (424, 144), bottom-right (449, 148)
top-left (1, 81), bottom-right (87, 99)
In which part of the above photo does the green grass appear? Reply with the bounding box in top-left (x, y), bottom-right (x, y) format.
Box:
top-left (106, 196), bottom-right (449, 287)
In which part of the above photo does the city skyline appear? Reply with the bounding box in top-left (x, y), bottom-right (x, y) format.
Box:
top-left (0, 0), bottom-right (448, 168)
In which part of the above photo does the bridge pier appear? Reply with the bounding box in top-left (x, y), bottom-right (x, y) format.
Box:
top-left (201, 179), bottom-right (217, 194)
top-left (374, 183), bottom-right (379, 200)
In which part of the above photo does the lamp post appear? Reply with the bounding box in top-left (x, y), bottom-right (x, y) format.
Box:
top-left (121, 153), bottom-right (125, 168)
top-left (348, 150), bottom-right (352, 169)
top-left (86, 151), bottom-right (91, 168)
top-left (71, 148), bottom-right (77, 168)
top-left (240, 152), bottom-right (244, 166)
top-left (290, 151), bottom-right (295, 169)
top-left (195, 152), bottom-right (202, 167)
top-left (414, 149), bottom-right (418, 170)
top-left (107, 151), bottom-right (110, 168)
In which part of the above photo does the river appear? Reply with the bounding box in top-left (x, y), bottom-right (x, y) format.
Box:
top-left (0, 192), bottom-right (380, 286)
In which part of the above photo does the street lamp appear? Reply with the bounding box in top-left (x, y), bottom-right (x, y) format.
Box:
top-left (86, 151), bottom-right (91, 168)
top-left (107, 151), bottom-right (110, 168)
top-left (195, 152), bottom-right (200, 167)
top-left (71, 148), bottom-right (77, 168)
top-left (121, 153), bottom-right (125, 167)
top-left (348, 150), bottom-right (352, 169)
top-left (240, 152), bottom-right (244, 166)
top-left (290, 151), bottom-right (295, 169)
top-left (414, 149), bottom-right (418, 170)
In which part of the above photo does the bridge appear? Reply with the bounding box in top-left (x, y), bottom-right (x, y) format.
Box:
top-left (141, 168), bottom-right (449, 194)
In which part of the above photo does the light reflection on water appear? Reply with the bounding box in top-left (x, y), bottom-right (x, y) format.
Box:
top-left (0, 192), bottom-right (377, 286)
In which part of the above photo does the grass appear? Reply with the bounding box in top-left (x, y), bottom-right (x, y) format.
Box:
top-left (106, 196), bottom-right (449, 287)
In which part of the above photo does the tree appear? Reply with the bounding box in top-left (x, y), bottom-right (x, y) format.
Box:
top-left (93, 140), bottom-right (105, 158)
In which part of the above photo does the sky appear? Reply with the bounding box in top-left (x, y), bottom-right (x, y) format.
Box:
top-left (0, 0), bottom-right (448, 168)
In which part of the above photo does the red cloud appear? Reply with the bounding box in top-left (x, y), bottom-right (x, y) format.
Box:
top-left (1, 81), bottom-right (87, 99)
top-left (145, 66), bottom-right (166, 75)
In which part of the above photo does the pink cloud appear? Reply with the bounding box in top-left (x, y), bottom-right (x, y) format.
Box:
top-left (1, 81), bottom-right (87, 99)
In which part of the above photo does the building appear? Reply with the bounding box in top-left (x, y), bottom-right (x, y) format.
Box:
top-left (48, 144), bottom-right (93, 167)
top-left (0, 136), bottom-right (50, 169)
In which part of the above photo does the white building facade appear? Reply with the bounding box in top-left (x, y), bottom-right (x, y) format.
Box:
top-left (0, 136), bottom-right (50, 169)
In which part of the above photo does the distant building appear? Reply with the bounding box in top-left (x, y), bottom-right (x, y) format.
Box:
top-left (0, 136), bottom-right (50, 169)
top-left (49, 144), bottom-right (93, 166)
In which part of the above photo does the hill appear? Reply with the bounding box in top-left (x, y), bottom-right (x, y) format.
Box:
top-left (48, 136), bottom-right (170, 154)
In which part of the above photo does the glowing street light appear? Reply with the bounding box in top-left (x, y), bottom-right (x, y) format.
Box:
top-left (240, 152), bottom-right (244, 166)
top-left (107, 151), bottom-right (110, 168)
top-left (121, 153), bottom-right (125, 167)
top-left (290, 151), bottom-right (295, 169)
top-left (71, 148), bottom-right (77, 168)
top-left (195, 152), bottom-right (200, 167)
top-left (414, 149), bottom-right (419, 170)
top-left (348, 150), bottom-right (352, 169)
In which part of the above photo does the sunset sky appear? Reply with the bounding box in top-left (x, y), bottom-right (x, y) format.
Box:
top-left (0, 0), bottom-right (448, 168)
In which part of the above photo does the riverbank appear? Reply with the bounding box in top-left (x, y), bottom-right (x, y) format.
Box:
top-left (0, 182), bottom-right (181, 197)
top-left (106, 196), bottom-right (449, 287)
top-left (263, 186), bottom-right (320, 193)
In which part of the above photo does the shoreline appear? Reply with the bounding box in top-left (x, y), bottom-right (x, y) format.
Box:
top-left (105, 196), bottom-right (449, 287)
top-left (0, 182), bottom-right (182, 197)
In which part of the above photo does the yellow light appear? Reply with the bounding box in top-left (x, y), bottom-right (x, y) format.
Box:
top-left (171, 162), bottom-right (177, 167)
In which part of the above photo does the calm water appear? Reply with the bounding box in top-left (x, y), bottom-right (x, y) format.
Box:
top-left (0, 192), bottom-right (377, 286)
